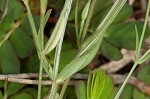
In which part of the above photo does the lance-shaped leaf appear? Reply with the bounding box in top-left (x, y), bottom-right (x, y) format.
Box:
top-left (79, 0), bottom-right (91, 39)
top-left (44, 0), bottom-right (73, 54)
top-left (56, 0), bottom-right (127, 83)
top-left (137, 49), bottom-right (150, 64)
top-left (44, 9), bottom-right (52, 27)
top-left (56, 42), bottom-right (100, 83)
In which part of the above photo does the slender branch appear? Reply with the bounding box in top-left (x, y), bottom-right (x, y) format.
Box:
top-left (0, 0), bottom-right (9, 24)
top-left (38, 60), bottom-right (43, 99)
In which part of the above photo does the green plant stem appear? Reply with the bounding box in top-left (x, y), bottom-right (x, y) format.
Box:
top-left (49, 82), bottom-right (58, 99)
top-left (48, 22), bottom-right (65, 99)
top-left (0, 14), bottom-right (25, 47)
top-left (53, 35), bottom-right (64, 79)
top-left (81, 0), bottom-right (96, 42)
top-left (48, 0), bottom-right (73, 98)
top-left (137, 0), bottom-right (150, 58)
top-left (114, 63), bottom-right (138, 99)
top-left (4, 80), bottom-right (8, 99)
top-left (37, 0), bottom-right (47, 98)
top-left (37, 58), bottom-right (43, 99)
top-left (59, 78), bottom-right (70, 99)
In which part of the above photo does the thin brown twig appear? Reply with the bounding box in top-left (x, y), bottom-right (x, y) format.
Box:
top-left (0, 73), bottom-right (150, 96)
top-left (100, 49), bottom-right (135, 73)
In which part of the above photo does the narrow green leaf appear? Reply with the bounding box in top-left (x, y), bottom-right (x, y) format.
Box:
top-left (56, 43), bottom-right (100, 83)
top-left (75, 0), bottom-right (79, 41)
top-left (75, 81), bottom-right (87, 99)
top-left (76, 0), bottom-right (127, 58)
top-left (81, 0), bottom-right (91, 20)
top-left (56, 55), bottom-right (88, 83)
top-left (56, 0), bottom-right (127, 84)
top-left (79, 0), bottom-right (91, 41)
top-left (44, 9), bottom-right (52, 27)
top-left (137, 49), bottom-right (150, 64)
top-left (44, 0), bottom-right (73, 54)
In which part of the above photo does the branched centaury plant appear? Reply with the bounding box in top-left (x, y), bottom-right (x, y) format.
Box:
top-left (23, 0), bottom-right (127, 99)
top-left (22, 0), bottom-right (73, 99)
top-left (115, 0), bottom-right (150, 98)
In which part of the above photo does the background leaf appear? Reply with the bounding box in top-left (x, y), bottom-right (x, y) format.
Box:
top-left (75, 81), bottom-right (87, 99)
top-left (0, 40), bottom-right (20, 73)
top-left (100, 39), bottom-right (123, 60)
top-left (104, 22), bottom-right (150, 50)
top-left (10, 28), bottom-right (34, 58)
top-left (0, 0), bottom-right (24, 20)
top-left (7, 83), bottom-right (25, 96)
